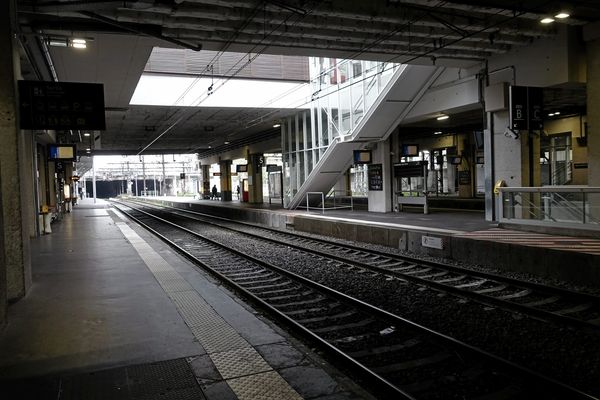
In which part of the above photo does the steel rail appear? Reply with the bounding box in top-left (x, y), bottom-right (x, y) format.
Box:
top-left (126, 199), bottom-right (600, 331)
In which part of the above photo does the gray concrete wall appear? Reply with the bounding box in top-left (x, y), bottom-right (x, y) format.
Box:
top-left (0, 2), bottom-right (30, 305)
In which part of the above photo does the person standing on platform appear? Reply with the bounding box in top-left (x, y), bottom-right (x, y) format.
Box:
top-left (236, 185), bottom-right (240, 200)
top-left (212, 185), bottom-right (218, 200)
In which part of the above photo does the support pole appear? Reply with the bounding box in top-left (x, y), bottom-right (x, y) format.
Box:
top-left (92, 156), bottom-right (97, 203)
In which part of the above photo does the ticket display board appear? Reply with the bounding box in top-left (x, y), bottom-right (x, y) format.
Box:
top-left (19, 81), bottom-right (106, 130)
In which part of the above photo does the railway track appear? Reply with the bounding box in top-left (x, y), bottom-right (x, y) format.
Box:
top-left (113, 200), bottom-right (597, 400)
top-left (124, 199), bottom-right (600, 332)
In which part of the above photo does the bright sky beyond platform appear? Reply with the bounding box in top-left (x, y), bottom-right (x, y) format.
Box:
top-left (131, 74), bottom-right (311, 109)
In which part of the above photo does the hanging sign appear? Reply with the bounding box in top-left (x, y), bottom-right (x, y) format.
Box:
top-left (19, 81), bottom-right (106, 130)
top-left (509, 86), bottom-right (544, 131)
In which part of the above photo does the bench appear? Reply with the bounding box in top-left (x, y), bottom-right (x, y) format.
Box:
top-left (397, 195), bottom-right (429, 214)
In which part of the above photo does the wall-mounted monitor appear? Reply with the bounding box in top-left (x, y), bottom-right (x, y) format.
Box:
top-left (48, 144), bottom-right (76, 162)
top-left (400, 144), bottom-right (419, 157)
top-left (353, 150), bottom-right (372, 164)
top-left (448, 155), bottom-right (463, 165)
top-left (236, 164), bottom-right (248, 173)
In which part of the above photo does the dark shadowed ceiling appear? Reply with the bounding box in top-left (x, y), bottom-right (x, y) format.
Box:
top-left (15, 0), bottom-right (600, 155)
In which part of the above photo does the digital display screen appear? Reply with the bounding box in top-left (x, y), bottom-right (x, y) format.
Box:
top-left (401, 144), bottom-right (419, 157)
top-left (236, 164), bottom-right (248, 173)
top-left (353, 150), bottom-right (372, 164)
top-left (48, 144), bottom-right (76, 161)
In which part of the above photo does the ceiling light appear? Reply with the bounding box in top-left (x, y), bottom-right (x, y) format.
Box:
top-left (540, 17), bottom-right (555, 24)
top-left (72, 42), bottom-right (87, 49)
top-left (48, 38), bottom-right (68, 47)
top-left (224, 141), bottom-right (230, 145)
top-left (555, 12), bottom-right (569, 19)
top-left (83, 132), bottom-right (91, 137)
top-left (554, 111), bottom-right (560, 115)
top-left (86, 148), bottom-right (91, 151)
top-left (548, 112), bottom-right (555, 116)
top-left (273, 123), bottom-right (281, 128)
top-left (436, 115), bottom-right (449, 121)
top-left (434, 131), bottom-right (443, 135)
top-left (72, 38), bottom-right (86, 44)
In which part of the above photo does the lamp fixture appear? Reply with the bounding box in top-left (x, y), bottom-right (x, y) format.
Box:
top-left (555, 12), bottom-right (569, 19)
top-left (45, 36), bottom-right (89, 49)
top-left (83, 132), bottom-right (91, 137)
top-left (436, 115), bottom-right (449, 121)
top-left (273, 123), bottom-right (281, 128)
top-left (540, 17), bottom-right (555, 24)
top-left (71, 38), bottom-right (87, 49)
top-left (224, 141), bottom-right (230, 145)
top-left (85, 148), bottom-right (91, 151)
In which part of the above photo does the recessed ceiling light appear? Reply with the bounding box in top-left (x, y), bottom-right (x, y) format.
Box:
top-left (436, 115), bottom-right (449, 121)
top-left (541, 17), bottom-right (555, 24)
top-left (555, 12), bottom-right (570, 19)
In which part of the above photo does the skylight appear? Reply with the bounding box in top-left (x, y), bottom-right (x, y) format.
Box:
top-left (130, 74), bottom-right (311, 109)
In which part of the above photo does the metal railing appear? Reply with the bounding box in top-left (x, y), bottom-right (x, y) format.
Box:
top-left (303, 190), bottom-right (354, 213)
top-left (498, 186), bottom-right (600, 229)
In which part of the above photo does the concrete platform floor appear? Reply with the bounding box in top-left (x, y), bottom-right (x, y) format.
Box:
top-left (146, 196), bottom-right (495, 233)
top-left (0, 199), bottom-right (370, 400)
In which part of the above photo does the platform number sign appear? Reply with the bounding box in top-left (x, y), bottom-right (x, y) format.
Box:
top-left (509, 86), bottom-right (543, 131)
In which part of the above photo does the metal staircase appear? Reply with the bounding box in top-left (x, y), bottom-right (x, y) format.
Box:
top-left (288, 64), bottom-right (445, 209)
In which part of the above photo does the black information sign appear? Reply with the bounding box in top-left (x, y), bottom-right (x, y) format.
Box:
top-left (368, 164), bottom-right (383, 191)
top-left (509, 86), bottom-right (528, 130)
top-left (528, 87), bottom-right (543, 130)
top-left (458, 170), bottom-right (471, 185)
top-left (19, 81), bottom-right (106, 130)
top-left (394, 161), bottom-right (426, 178)
top-left (509, 85), bottom-right (543, 131)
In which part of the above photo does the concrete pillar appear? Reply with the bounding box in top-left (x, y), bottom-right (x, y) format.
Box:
top-left (219, 160), bottom-right (232, 201)
top-left (0, 0), bottom-right (31, 303)
top-left (587, 37), bottom-right (600, 208)
top-left (201, 164), bottom-right (210, 198)
top-left (248, 154), bottom-right (263, 204)
top-left (368, 140), bottom-right (392, 212)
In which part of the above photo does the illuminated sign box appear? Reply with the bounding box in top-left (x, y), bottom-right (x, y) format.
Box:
top-left (236, 164), bottom-right (248, 173)
top-left (48, 144), bottom-right (76, 161)
top-left (353, 150), bottom-right (372, 165)
top-left (401, 144), bottom-right (419, 157)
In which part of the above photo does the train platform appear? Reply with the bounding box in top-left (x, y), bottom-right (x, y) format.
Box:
top-left (138, 196), bottom-right (600, 287)
top-left (0, 199), bottom-right (371, 400)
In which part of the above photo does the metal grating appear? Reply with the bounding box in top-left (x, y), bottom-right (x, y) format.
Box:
top-left (60, 358), bottom-right (205, 400)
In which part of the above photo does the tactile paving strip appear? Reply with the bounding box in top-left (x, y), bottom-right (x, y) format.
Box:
top-left (114, 219), bottom-right (303, 400)
top-left (211, 347), bottom-right (272, 379)
top-left (227, 371), bottom-right (303, 400)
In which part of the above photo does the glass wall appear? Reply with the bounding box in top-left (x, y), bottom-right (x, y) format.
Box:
top-left (282, 57), bottom-right (400, 206)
